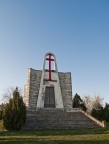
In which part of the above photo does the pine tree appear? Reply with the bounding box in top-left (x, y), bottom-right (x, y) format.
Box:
top-left (73, 93), bottom-right (87, 112)
top-left (3, 87), bottom-right (26, 131)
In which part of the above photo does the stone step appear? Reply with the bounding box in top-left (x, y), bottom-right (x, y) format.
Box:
top-left (23, 109), bottom-right (102, 130)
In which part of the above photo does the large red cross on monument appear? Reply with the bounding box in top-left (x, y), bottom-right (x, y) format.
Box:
top-left (46, 54), bottom-right (54, 81)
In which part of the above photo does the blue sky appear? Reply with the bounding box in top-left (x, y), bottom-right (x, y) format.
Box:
top-left (0, 0), bottom-right (109, 103)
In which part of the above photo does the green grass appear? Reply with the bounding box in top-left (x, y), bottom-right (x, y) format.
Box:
top-left (0, 121), bottom-right (109, 144)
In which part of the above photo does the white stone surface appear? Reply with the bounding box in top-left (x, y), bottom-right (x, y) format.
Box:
top-left (37, 53), bottom-right (64, 108)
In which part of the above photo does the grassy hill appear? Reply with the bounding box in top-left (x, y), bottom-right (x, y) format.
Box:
top-left (0, 120), bottom-right (109, 144)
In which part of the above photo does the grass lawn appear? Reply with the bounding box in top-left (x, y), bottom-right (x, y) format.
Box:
top-left (0, 120), bottom-right (109, 144)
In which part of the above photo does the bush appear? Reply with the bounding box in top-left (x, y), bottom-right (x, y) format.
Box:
top-left (3, 87), bottom-right (26, 131)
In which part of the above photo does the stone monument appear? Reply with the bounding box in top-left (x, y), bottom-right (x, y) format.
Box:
top-left (23, 52), bottom-right (104, 129)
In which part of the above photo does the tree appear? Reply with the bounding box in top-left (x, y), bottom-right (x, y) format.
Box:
top-left (0, 103), bottom-right (5, 120)
top-left (83, 96), bottom-right (93, 113)
top-left (3, 87), bottom-right (26, 131)
top-left (83, 95), bottom-right (103, 114)
top-left (93, 96), bottom-right (103, 110)
top-left (89, 96), bottom-right (104, 121)
top-left (73, 93), bottom-right (87, 112)
top-left (2, 87), bottom-right (22, 104)
top-left (91, 105), bottom-right (104, 121)
top-left (103, 103), bottom-right (109, 122)
top-left (91, 102), bottom-right (109, 122)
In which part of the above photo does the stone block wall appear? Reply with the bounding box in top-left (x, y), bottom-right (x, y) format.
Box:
top-left (24, 68), bottom-right (42, 110)
top-left (59, 72), bottom-right (73, 111)
top-left (24, 68), bottom-right (31, 107)
top-left (24, 68), bottom-right (73, 111)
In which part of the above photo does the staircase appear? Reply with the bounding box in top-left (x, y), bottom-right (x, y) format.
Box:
top-left (23, 108), bottom-right (105, 130)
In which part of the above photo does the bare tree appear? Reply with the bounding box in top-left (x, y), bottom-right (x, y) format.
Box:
top-left (93, 95), bottom-right (103, 110)
top-left (83, 95), bottom-right (103, 114)
top-left (83, 95), bottom-right (93, 113)
top-left (1, 87), bottom-right (22, 104)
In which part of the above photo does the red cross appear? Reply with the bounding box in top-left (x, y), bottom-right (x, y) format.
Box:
top-left (46, 54), bottom-right (54, 81)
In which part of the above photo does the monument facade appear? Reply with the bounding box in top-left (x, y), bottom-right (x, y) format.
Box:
top-left (24, 52), bottom-right (72, 112)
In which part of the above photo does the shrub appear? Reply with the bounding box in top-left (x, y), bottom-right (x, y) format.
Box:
top-left (3, 87), bottom-right (26, 131)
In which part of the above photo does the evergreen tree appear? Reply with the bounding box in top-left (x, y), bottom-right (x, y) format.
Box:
top-left (91, 105), bottom-right (104, 121)
top-left (0, 104), bottom-right (4, 120)
top-left (3, 87), bottom-right (26, 131)
top-left (103, 103), bottom-right (109, 122)
top-left (73, 93), bottom-right (87, 112)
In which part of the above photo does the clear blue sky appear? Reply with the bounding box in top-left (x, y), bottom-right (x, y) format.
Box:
top-left (0, 0), bottom-right (109, 103)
